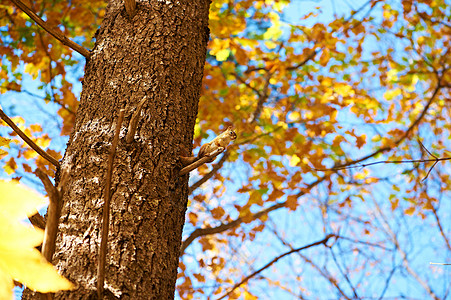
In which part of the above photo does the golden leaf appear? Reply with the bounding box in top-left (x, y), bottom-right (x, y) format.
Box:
top-left (0, 181), bottom-right (73, 298)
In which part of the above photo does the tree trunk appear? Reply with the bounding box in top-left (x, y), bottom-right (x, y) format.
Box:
top-left (23, 0), bottom-right (211, 298)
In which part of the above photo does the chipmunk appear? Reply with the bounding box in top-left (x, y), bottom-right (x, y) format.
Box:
top-left (180, 126), bottom-right (237, 166)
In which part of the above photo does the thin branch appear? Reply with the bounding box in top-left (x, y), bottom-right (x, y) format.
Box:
top-left (300, 252), bottom-right (352, 299)
top-left (180, 148), bottom-right (224, 176)
top-left (286, 49), bottom-right (319, 71)
top-left (97, 108), bottom-right (125, 299)
top-left (216, 234), bottom-right (337, 300)
top-left (180, 177), bottom-right (326, 254)
top-left (329, 83), bottom-right (442, 171)
top-left (126, 97), bottom-right (147, 144)
top-left (418, 140), bottom-right (437, 159)
top-left (28, 212), bottom-right (46, 229)
top-left (328, 246), bottom-right (359, 299)
top-left (248, 72), bottom-right (271, 124)
top-left (316, 157), bottom-right (450, 171)
top-left (124, 0), bottom-right (136, 18)
top-left (0, 108), bottom-right (59, 168)
top-left (233, 72), bottom-right (263, 97)
top-left (35, 169), bottom-right (61, 263)
top-left (431, 204), bottom-right (451, 251)
top-left (373, 197), bottom-right (440, 300)
top-left (422, 160), bottom-right (438, 181)
top-left (9, 0), bottom-right (90, 58)
top-left (189, 151), bottom-right (229, 193)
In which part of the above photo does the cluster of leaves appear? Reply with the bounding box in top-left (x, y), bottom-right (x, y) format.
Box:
top-left (0, 0), bottom-right (450, 299)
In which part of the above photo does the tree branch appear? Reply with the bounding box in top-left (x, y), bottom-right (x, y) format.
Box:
top-left (431, 204), bottom-right (451, 251)
top-left (189, 151), bottom-right (229, 193)
top-left (9, 0), bottom-right (90, 58)
top-left (35, 169), bottom-right (61, 263)
top-left (97, 108), bottom-right (125, 299)
top-left (179, 148), bottom-right (224, 176)
top-left (180, 177), bottom-right (326, 254)
top-left (126, 97), bottom-right (147, 144)
top-left (0, 108), bottom-right (60, 168)
top-left (28, 212), bottom-right (46, 229)
top-left (216, 234), bottom-right (337, 300)
top-left (330, 83), bottom-right (442, 171)
top-left (124, 0), bottom-right (136, 18)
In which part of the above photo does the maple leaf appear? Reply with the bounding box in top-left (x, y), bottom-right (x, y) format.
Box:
top-left (0, 180), bottom-right (73, 299)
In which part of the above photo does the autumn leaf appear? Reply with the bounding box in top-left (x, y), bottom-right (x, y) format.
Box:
top-left (404, 206), bottom-right (415, 216)
top-left (0, 136), bottom-right (10, 159)
top-left (0, 180), bottom-right (73, 298)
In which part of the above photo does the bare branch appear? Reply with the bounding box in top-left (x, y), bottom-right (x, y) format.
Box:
top-left (248, 72), bottom-right (271, 124)
top-left (418, 139), bottom-right (438, 159)
top-left (0, 108), bottom-right (60, 168)
top-left (189, 151), bottom-right (229, 193)
top-left (373, 197), bottom-right (440, 300)
top-left (35, 169), bottom-right (61, 263)
top-left (126, 97), bottom-right (147, 144)
top-left (9, 0), bottom-right (90, 58)
top-left (329, 83), bottom-right (442, 171)
top-left (28, 212), bottom-right (46, 229)
top-left (180, 148), bottom-right (224, 176)
top-left (431, 205), bottom-right (451, 251)
top-left (315, 157), bottom-right (450, 171)
top-left (216, 234), bottom-right (337, 300)
top-left (97, 108), bottom-right (125, 299)
top-left (124, 0), bottom-right (137, 18)
top-left (181, 177), bottom-right (326, 254)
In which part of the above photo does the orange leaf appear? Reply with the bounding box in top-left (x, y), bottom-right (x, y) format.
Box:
top-left (404, 207), bottom-right (415, 215)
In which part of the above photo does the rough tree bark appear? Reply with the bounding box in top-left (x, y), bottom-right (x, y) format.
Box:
top-left (22, 0), bottom-right (211, 298)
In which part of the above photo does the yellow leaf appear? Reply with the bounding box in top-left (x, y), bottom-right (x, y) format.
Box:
top-left (264, 41), bottom-right (277, 49)
top-left (0, 137), bottom-right (10, 147)
top-left (383, 9), bottom-right (392, 20)
top-left (263, 24), bottom-right (282, 41)
top-left (383, 88), bottom-right (401, 101)
top-left (215, 49), bottom-right (230, 61)
top-left (404, 206), bottom-right (415, 215)
top-left (29, 124), bottom-right (42, 132)
top-left (0, 181), bottom-right (73, 297)
top-left (289, 154), bottom-right (301, 167)
top-left (288, 111), bottom-right (301, 122)
top-left (3, 157), bottom-right (17, 175)
top-left (354, 169), bottom-right (368, 180)
top-left (319, 48), bottom-right (330, 66)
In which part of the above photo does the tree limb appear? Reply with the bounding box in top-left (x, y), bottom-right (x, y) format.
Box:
top-left (28, 212), bottom-right (46, 229)
top-left (35, 169), bottom-right (61, 263)
top-left (9, 0), bottom-right (90, 58)
top-left (331, 83), bottom-right (442, 171)
top-left (189, 151), bottom-right (229, 193)
top-left (216, 234), bottom-right (337, 300)
top-left (180, 177), bottom-right (326, 254)
top-left (124, 0), bottom-right (136, 18)
top-left (126, 97), bottom-right (147, 144)
top-left (0, 108), bottom-right (60, 168)
top-left (180, 148), bottom-right (224, 176)
top-left (97, 108), bottom-right (125, 299)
